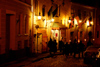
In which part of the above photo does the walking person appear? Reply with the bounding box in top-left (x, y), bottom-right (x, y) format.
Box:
top-left (53, 39), bottom-right (57, 55)
top-left (59, 39), bottom-right (64, 52)
top-left (78, 41), bottom-right (85, 58)
top-left (69, 42), bottom-right (73, 55)
top-left (64, 42), bottom-right (70, 57)
top-left (48, 38), bottom-right (53, 55)
top-left (73, 39), bottom-right (77, 58)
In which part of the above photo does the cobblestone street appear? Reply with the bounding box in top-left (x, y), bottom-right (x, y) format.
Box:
top-left (3, 53), bottom-right (93, 67)
top-left (23, 55), bottom-right (92, 67)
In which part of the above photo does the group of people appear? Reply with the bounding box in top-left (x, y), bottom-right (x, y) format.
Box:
top-left (48, 38), bottom-right (93, 58)
top-left (48, 38), bottom-right (57, 55)
top-left (59, 39), bottom-right (85, 58)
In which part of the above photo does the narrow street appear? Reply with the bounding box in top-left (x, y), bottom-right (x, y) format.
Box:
top-left (2, 54), bottom-right (93, 67)
top-left (23, 55), bottom-right (92, 67)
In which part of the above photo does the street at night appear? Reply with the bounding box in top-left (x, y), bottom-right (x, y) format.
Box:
top-left (1, 0), bottom-right (100, 67)
top-left (1, 53), bottom-right (93, 67)
top-left (24, 55), bottom-right (92, 67)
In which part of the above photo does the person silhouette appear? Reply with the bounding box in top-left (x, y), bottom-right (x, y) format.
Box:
top-left (73, 39), bottom-right (77, 58)
top-left (53, 40), bottom-right (57, 55)
top-left (59, 39), bottom-right (64, 52)
top-left (78, 41), bottom-right (85, 58)
top-left (48, 38), bottom-right (53, 55)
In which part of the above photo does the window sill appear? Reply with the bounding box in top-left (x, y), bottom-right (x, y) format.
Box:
top-left (24, 34), bottom-right (28, 36)
top-left (17, 34), bottom-right (22, 36)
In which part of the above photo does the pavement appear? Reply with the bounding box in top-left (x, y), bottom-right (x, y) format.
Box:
top-left (0, 51), bottom-right (62, 67)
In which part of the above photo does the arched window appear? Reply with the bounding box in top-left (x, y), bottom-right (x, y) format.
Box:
top-left (42, 5), bottom-right (45, 16)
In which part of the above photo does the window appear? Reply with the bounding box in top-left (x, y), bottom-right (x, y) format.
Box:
top-left (35, 0), bottom-right (38, 16)
top-left (97, 31), bottom-right (99, 38)
top-left (20, 14), bottom-right (23, 34)
top-left (78, 9), bottom-right (81, 19)
top-left (17, 14), bottom-right (22, 34)
top-left (24, 40), bottom-right (28, 48)
top-left (59, 5), bottom-right (60, 16)
top-left (71, 8), bottom-right (75, 19)
top-left (17, 15), bottom-right (20, 34)
top-left (83, 11), bottom-right (86, 19)
top-left (18, 41), bottom-right (22, 49)
top-left (42, 5), bottom-right (45, 16)
top-left (24, 14), bottom-right (29, 34)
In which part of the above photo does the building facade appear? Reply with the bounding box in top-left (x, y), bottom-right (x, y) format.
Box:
top-left (0, 0), bottom-right (98, 62)
top-left (95, 8), bottom-right (100, 45)
top-left (0, 0), bottom-right (34, 62)
top-left (33, 0), bottom-right (96, 53)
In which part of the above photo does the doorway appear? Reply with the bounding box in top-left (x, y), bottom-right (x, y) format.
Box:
top-left (6, 14), bottom-right (10, 53)
top-left (6, 14), bottom-right (16, 53)
top-left (37, 33), bottom-right (42, 53)
top-left (51, 30), bottom-right (61, 49)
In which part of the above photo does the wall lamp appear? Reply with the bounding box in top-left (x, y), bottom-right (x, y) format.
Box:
top-left (38, 16), bottom-right (41, 20)
top-left (38, 12), bottom-right (41, 20)
top-left (87, 20), bottom-right (89, 27)
top-left (51, 19), bottom-right (54, 22)
top-left (74, 18), bottom-right (78, 27)
top-left (68, 17), bottom-right (71, 23)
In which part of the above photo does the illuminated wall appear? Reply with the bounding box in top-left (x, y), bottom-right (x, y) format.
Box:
top-left (69, 3), bottom-right (96, 45)
top-left (0, 0), bottom-right (33, 55)
top-left (33, 0), bottom-right (96, 53)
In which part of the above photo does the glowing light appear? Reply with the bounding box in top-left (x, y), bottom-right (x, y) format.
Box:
top-left (38, 16), bottom-right (41, 20)
top-left (78, 39), bottom-right (80, 43)
top-left (90, 21), bottom-right (93, 25)
top-left (69, 40), bottom-right (71, 42)
top-left (51, 19), bottom-right (54, 22)
top-left (74, 19), bottom-right (78, 25)
top-left (68, 20), bottom-right (71, 23)
top-left (47, 20), bottom-right (51, 23)
top-left (79, 20), bottom-right (82, 23)
top-left (93, 38), bottom-right (95, 41)
top-left (87, 20), bottom-right (89, 27)
top-left (84, 39), bottom-right (86, 41)
top-left (96, 48), bottom-right (100, 58)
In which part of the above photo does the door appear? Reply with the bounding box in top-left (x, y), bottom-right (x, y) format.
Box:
top-left (6, 14), bottom-right (10, 53)
top-left (37, 33), bottom-right (42, 53)
top-left (51, 30), bottom-right (60, 49)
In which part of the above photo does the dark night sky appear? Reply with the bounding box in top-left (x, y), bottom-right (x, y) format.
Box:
top-left (71, 0), bottom-right (97, 7)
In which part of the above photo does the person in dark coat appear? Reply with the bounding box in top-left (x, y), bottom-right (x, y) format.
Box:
top-left (78, 41), bottom-right (85, 58)
top-left (48, 38), bottom-right (53, 55)
top-left (53, 40), bottom-right (57, 54)
top-left (69, 42), bottom-right (73, 55)
top-left (64, 42), bottom-right (70, 57)
top-left (59, 39), bottom-right (64, 52)
top-left (73, 39), bottom-right (77, 58)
